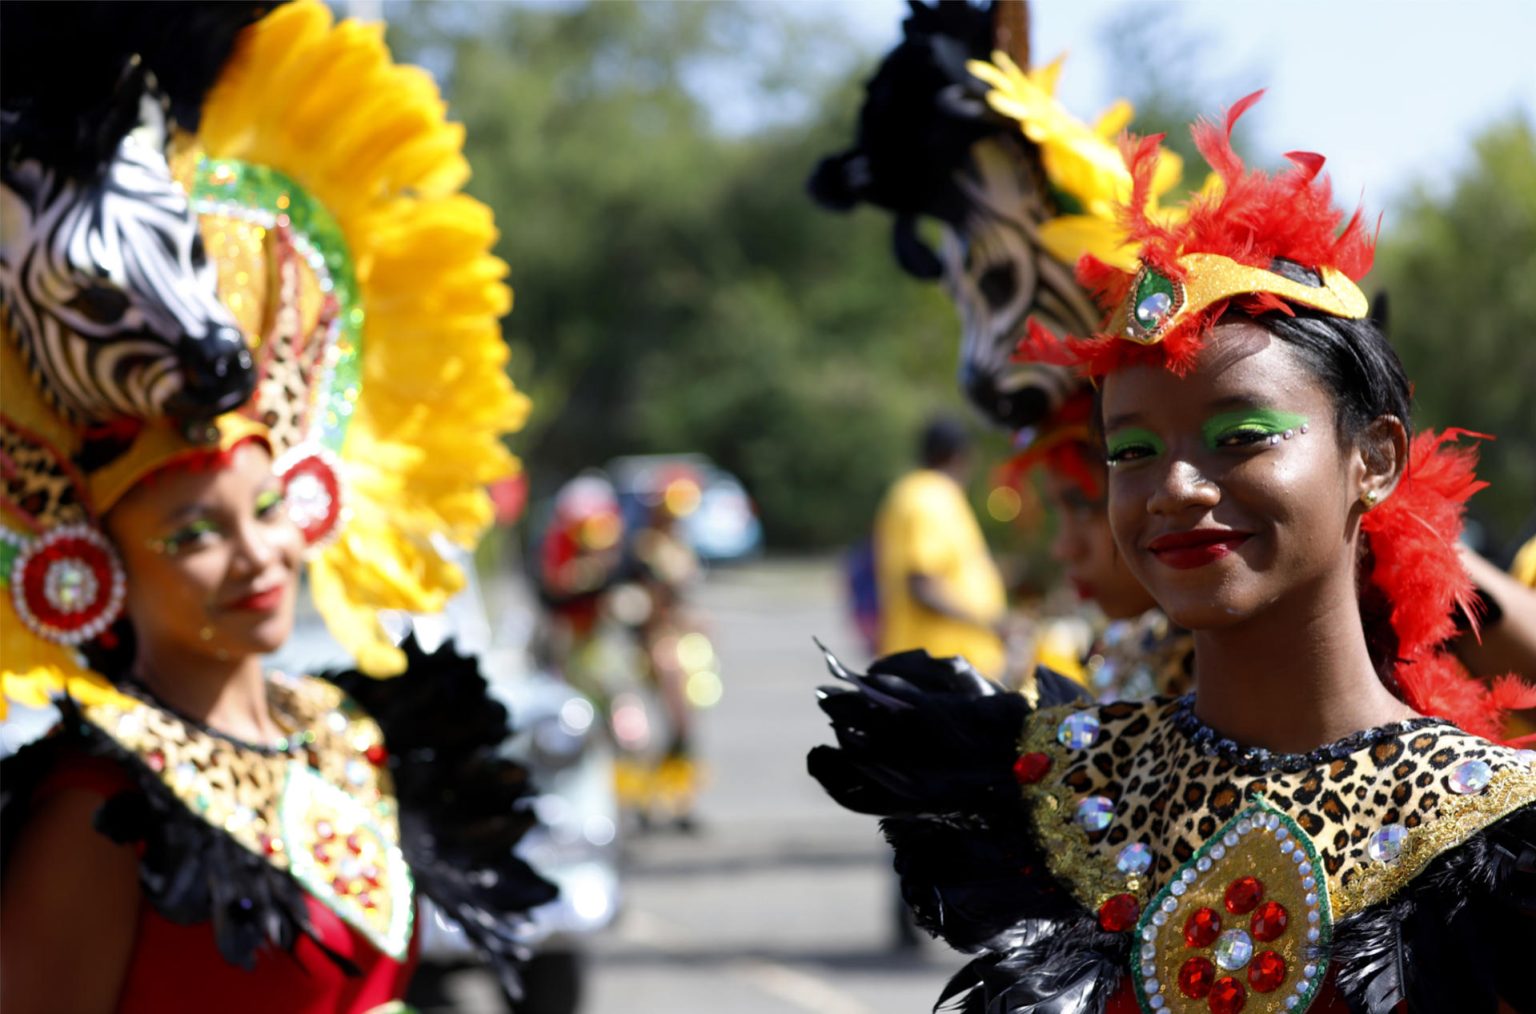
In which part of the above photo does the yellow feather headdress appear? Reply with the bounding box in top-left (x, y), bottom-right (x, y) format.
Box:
top-left (1, 1), bottom-right (528, 714)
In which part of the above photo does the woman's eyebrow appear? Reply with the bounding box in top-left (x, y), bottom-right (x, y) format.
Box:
top-left (1103, 410), bottom-right (1145, 431)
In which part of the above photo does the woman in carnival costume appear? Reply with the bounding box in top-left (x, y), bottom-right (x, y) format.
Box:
top-left (1, 3), bottom-right (553, 1010)
top-left (810, 0), bottom-right (1189, 701)
top-left (808, 75), bottom-right (1536, 1013)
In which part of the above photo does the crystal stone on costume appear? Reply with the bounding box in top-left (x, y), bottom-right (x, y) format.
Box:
top-left (1214, 928), bottom-right (1255, 971)
top-left (1124, 266), bottom-right (1184, 343)
top-left (1208, 976), bottom-right (1248, 1014)
top-left (1447, 759), bottom-right (1493, 795)
top-left (1117, 841), bottom-right (1154, 875)
top-left (8, 525), bottom-right (127, 646)
top-left (1058, 711), bottom-right (1102, 749)
top-left (1366, 823), bottom-right (1407, 863)
top-left (1135, 799), bottom-right (1331, 1014)
top-left (1098, 892), bottom-right (1140, 932)
top-left (1075, 795), bottom-right (1115, 832)
top-left (1249, 950), bottom-right (1288, 993)
top-left (1179, 955), bottom-right (1216, 999)
top-left (1013, 751), bottom-right (1052, 784)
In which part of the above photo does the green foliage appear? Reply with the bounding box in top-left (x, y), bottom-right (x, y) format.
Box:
top-left (386, 1), bottom-right (966, 549)
top-left (1372, 116), bottom-right (1536, 554)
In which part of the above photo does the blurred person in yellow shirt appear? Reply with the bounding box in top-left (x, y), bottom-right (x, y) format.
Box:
top-left (875, 416), bottom-right (1008, 679)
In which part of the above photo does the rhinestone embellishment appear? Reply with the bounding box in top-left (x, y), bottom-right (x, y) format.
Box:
top-left (1117, 841), bottom-right (1153, 875)
top-left (1075, 795), bottom-right (1115, 832)
top-left (1057, 711), bottom-right (1102, 749)
top-left (1447, 759), bottom-right (1493, 795)
top-left (1366, 823), bottom-right (1407, 864)
top-left (1213, 928), bottom-right (1255, 971)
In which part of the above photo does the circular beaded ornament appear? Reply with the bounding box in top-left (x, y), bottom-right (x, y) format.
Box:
top-left (1133, 797), bottom-right (1331, 1014)
top-left (275, 443), bottom-right (346, 547)
top-left (7, 525), bottom-right (126, 646)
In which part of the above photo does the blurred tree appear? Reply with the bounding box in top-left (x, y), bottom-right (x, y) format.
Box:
top-left (386, 1), bottom-right (966, 548)
top-left (1372, 115), bottom-right (1536, 557)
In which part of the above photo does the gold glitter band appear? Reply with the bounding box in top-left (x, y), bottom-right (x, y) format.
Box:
top-left (1111, 253), bottom-right (1369, 346)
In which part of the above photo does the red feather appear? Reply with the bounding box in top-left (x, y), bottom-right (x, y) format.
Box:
top-left (1362, 429), bottom-right (1529, 742)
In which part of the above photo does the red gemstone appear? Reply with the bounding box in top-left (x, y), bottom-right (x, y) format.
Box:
top-left (259, 833), bottom-right (276, 855)
top-left (1223, 876), bottom-right (1264, 915)
top-left (1184, 907), bottom-right (1222, 948)
top-left (1012, 751), bottom-right (1051, 784)
top-left (146, 750), bottom-right (166, 772)
top-left (313, 843), bottom-right (330, 863)
top-left (1097, 893), bottom-right (1139, 932)
top-left (362, 864), bottom-right (381, 887)
top-left (1207, 976), bottom-right (1247, 1014)
top-left (332, 877), bottom-right (350, 895)
top-left (315, 819), bottom-right (335, 840)
top-left (1248, 950), bottom-right (1287, 993)
top-left (1250, 900), bottom-right (1289, 941)
top-left (1178, 956), bottom-right (1216, 999)
top-left (365, 744), bottom-right (388, 766)
top-left (359, 892), bottom-right (376, 910)
top-left (346, 832), bottom-right (363, 855)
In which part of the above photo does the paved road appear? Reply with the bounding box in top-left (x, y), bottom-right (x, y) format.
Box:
top-left (425, 557), bottom-right (958, 1013)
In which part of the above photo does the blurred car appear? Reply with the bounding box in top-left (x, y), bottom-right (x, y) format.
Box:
top-left (605, 453), bottom-right (763, 563)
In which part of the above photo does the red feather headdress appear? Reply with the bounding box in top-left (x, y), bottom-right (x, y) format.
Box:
top-left (1075, 91), bottom-right (1374, 377)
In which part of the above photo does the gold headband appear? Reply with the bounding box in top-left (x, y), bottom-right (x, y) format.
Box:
top-left (1113, 253), bottom-right (1369, 346)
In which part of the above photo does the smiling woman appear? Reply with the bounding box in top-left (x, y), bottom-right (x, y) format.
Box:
top-left (0, 4), bottom-right (552, 1012)
top-left (808, 88), bottom-right (1536, 1013)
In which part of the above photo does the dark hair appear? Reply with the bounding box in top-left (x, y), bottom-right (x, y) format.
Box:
top-left (920, 415), bottom-right (971, 468)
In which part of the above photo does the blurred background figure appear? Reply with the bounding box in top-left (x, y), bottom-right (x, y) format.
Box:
top-left (535, 474), bottom-right (629, 699)
top-left (874, 416), bottom-right (1008, 680)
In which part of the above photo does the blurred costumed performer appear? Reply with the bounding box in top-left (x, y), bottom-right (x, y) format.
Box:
top-left (809, 0), bottom-right (1191, 701)
top-left (0, 3), bottom-right (554, 1010)
top-left (808, 77), bottom-right (1536, 1012)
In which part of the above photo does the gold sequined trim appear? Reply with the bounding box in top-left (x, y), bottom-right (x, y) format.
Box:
top-left (81, 674), bottom-right (399, 870)
top-left (1018, 704), bottom-right (1149, 911)
top-left (1332, 763), bottom-right (1536, 915)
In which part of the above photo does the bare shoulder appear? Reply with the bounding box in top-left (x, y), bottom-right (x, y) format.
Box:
top-left (1, 781), bottom-right (141, 1014)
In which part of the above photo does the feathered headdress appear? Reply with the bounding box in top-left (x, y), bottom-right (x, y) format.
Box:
top-left (1072, 91), bottom-right (1373, 377)
top-left (1, 1), bottom-right (529, 714)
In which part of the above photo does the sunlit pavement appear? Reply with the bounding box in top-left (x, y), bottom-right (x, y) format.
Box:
top-left (419, 557), bottom-right (955, 1013)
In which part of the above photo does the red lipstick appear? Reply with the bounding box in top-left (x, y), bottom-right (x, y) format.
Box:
top-left (1147, 529), bottom-right (1251, 570)
top-left (227, 586), bottom-right (285, 612)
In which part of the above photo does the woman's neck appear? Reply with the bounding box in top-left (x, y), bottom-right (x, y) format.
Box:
top-left (1190, 569), bottom-right (1417, 754)
top-left (132, 644), bottom-right (283, 746)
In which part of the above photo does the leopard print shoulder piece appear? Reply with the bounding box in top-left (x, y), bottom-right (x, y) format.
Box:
top-left (79, 673), bottom-right (415, 959)
top-left (1017, 697), bottom-right (1536, 920)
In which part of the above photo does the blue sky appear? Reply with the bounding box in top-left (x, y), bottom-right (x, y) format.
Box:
top-left (823, 0), bottom-right (1536, 211)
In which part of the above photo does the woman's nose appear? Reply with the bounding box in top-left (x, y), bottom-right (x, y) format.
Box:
top-left (230, 519), bottom-right (280, 571)
top-left (1146, 458), bottom-right (1220, 516)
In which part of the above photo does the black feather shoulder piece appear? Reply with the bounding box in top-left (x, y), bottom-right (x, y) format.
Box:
top-left (1, 636), bottom-right (555, 998)
top-left (1331, 802), bottom-right (1536, 1014)
top-left (326, 634), bottom-right (560, 999)
top-left (808, 649), bottom-right (1129, 1013)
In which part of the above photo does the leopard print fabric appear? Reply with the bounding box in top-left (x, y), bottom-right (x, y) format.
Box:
top-left (0, 416), bottom-right (89, 529)
top-left (81, 671), bottom-right (399, 872)
top-left (1018, 698), bottom-right (1536, 920)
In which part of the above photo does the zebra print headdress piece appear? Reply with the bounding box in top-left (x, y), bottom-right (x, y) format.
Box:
top-left (807, 1), bottom-right (1184, 441)
top-left (2, 1), bottom-right (531, 714)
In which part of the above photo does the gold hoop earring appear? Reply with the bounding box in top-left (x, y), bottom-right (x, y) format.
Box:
top-left (1361, 490), bottom-right (1380, 508)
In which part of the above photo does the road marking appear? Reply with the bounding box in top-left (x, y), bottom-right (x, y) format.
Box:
top-left (619, 909), bottom-right (874, 1014)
